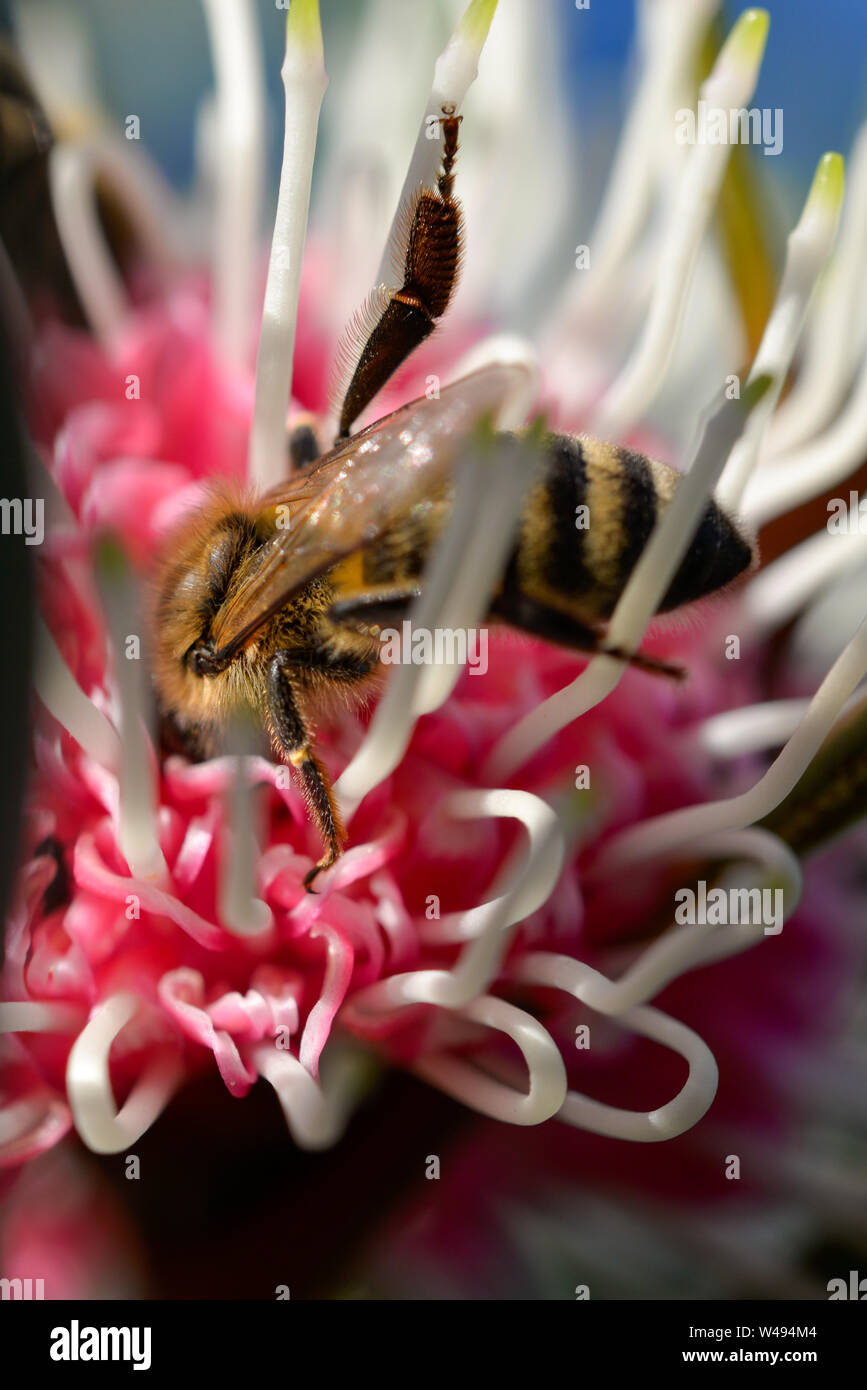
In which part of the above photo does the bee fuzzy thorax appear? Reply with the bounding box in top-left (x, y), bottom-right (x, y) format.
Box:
top-left (150, 490), bottom-right (266, 725)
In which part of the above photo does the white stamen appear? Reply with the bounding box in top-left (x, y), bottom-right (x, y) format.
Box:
top-left (447, 0), bottom-right (574, 323)
top-left (47, 134), bottom-right (184, 350)
top-left (345, 788), bottom-right (562, 1011)
top-left (328, 152), bottom-right (392, 354)
top-left (0, 1001), bottom-right (86, 1034)
top-left (48, 143), bottom-right (128, 348)
top-left (590, 9), bottom-right (770, 440)
top-left (584, 830), bottom-right (801, 1014)
top-left (255, 1039), bottom-right (364, 1150)
top-left (553, 0), bottom-right (718, 326)
top-left (486, 377), bottom-right (770, 780)
top-left (247, 0), bottom-right (328, 490)
top-left (14, 0), bottom-right (105, 134)
top-left (81, 135), bottom-right (186, 273)
top-left (412, 432), bottom-right (538, 716)
top-left (335, 375), bottom-right (535, 818)
top-left (200, 0), bottom-right (265, 369)
top-left (217, 718), bottom-right (273, 937)
top-left (419, 789), bottom-right (563, 947)
top-left (596, 618), bottom-right (867, 872)
top-left (373, 0), bottom-right (499, 287)
top-left (451, 334), bottom-right (539, 428)
top-left (95, 541), bottom-right (167, 882)
top-left (696, 699), bottom-right (813, 758)
top-left (0, 1096), bottom-right (70, 1154)
top-left (766, 120), bottom-right (867, 458)
top-left (695, 692), bottom-right (863, 758)
top-left (742, 338), bottom-right (867, 525)
top-left (412, 994), bottom-right (567, 1126)
top-left (511, 952), bottom-right (718, 1141)
top-left (66, 992), bottom-right (184, 1154)
top-left (718, 151), bottom-right (845, 512)
top-left (28, 443), bottom-right (76, 533)
top-left (791, 562), bottom-right (867, 674)
top-left (33, 615), bottom-right (121, 769)
top-left (317, 0), bottom-right (446, 340)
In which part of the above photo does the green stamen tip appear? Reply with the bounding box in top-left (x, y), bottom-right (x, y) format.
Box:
top-left (525, 412), bottom-right (549, 443)
top-left (744, 372), bottom-right (775, 410)
top-left (95, 534), bottom-right (128, 580)
top-left (286, 0), bottom-right (323, 52)
top-left (724, 8), bottom-right (770, 68)
top-left (809, 151), bottom-right (845, 212)
top-left (457, 0), bottom-right (499, 47)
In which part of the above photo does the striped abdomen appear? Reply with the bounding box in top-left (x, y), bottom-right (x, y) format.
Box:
top-left (502, 434), bottom-right (753, 623)
top-left (342, 432), bottom-right (752, 631)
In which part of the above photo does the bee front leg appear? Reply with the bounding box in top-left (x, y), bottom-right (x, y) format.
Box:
top-left (266, 651), bottom-right (346, 892)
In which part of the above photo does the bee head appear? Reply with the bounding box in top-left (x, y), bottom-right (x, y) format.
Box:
top-left (149, 489), bottom-right (255, 716)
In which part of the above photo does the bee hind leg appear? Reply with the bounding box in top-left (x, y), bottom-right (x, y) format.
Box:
top-left (597, 642), bottom-right (686, 680)
top-left (266, 651), bottom-right (347, 892)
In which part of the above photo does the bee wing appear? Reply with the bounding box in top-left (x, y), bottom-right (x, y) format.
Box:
top-left (210, 363), bottom-right (525, 658)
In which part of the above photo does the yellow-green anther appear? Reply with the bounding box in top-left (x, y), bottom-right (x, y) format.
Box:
top-left (285, 0), bottom-right (324, 57)
top-left (719, 8), bottom-right (769, 72)
top-left (455, 0), bottom-right (498, 48)
top-left (725, 150), bottom-right (846, 516)
top-left (809, 151), bottom-right (845, 214)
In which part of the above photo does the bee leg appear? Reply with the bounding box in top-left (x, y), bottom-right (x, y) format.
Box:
top-left (490, 593), bottom-right (685, 680)
top-left (284, 647), bottom-right (380, 682)
top-left (287, 420), bottom-right (322, 468)
top-left (327, 586), bottom-right (420, 635)
top-left (597, 642), bottom-right (686, 680)
top-left (266, 651), bottom-right (346, 892)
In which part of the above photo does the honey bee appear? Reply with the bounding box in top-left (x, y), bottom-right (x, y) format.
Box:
top-left (151, 108), bottom-right (754, 890)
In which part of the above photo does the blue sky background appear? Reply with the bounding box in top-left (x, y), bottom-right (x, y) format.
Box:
top-left (6, 1), bottom-right (865, 210)
top-left (562, 0), bottom-right (866, 194)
